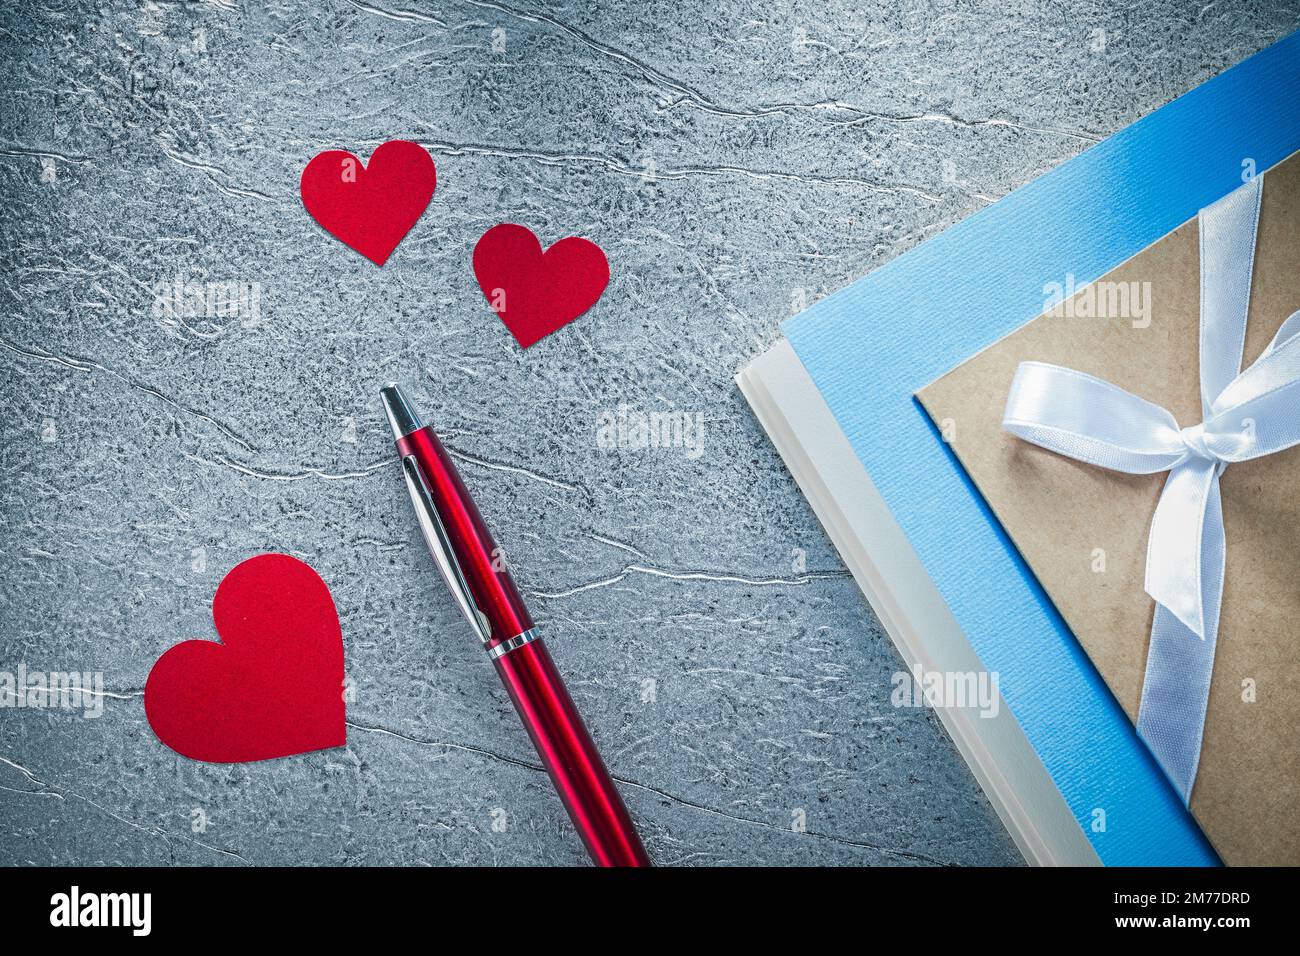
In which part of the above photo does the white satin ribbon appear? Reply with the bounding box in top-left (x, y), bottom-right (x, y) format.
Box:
top-left (1002, 173), bottom-right (1300, 802)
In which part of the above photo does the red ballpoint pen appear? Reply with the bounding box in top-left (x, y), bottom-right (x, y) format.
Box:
top-left (380, 383), bottom-right (651, 867)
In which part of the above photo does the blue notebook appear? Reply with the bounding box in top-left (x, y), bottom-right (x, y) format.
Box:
top-left (780, 31), bottom-right (1300, 865)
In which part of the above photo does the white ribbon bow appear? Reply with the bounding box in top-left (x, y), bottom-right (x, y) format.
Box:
top-left (1002, 174), bottom-right (1300, 802)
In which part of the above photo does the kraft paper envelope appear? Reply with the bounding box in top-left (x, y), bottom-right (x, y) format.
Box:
top-left (917, 148), bottom-right (1300, 866)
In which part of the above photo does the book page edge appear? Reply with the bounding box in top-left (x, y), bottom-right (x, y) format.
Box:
top-left (737, 340), bottom-right (1100, 867)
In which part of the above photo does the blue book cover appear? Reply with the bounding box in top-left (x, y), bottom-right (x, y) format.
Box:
top-left (783, 31), bottom-right (1300, 865)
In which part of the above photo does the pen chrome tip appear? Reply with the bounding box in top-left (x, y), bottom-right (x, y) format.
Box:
top-left (380, 383), bottom-right (425, 441)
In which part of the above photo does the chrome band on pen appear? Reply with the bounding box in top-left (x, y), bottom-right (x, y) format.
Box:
top-left (487, 628), bottom-right (541, 659)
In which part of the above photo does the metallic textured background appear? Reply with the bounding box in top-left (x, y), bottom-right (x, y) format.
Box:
top-left (1, 1), bottom-right (1295, 866)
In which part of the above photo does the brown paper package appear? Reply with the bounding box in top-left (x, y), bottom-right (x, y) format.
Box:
top-left (918, 149), bottom-right (1300, 866)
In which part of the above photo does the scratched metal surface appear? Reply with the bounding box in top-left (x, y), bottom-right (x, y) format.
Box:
top-left (1, 1), bottom-right (1294, 867)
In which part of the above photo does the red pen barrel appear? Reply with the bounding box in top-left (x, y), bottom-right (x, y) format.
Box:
top-left (389, 410), bottom-right (650, 867)
top-left (494, 639), bottom-right (651, 867)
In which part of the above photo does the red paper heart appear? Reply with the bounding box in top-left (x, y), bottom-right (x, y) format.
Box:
top-left (144, 553), bottom-right (346, 763)
top-left (473, 223), bottom-right (610, 348)
top-left (300, 140), bottom-right (436, 266)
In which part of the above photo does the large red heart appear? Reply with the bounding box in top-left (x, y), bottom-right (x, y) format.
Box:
top-left (300, 140), bottom-right (436, 266)
top-left (473, 223), bottom-right (610, 348)
top-left (144, 553), bottom-right (346, 763)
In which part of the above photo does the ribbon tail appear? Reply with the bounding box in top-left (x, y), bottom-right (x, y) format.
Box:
top-left (1137, 470), bottom-right (1224, 803)
top-left (1136, 605), bottom-right (1220, 804)
top-left (1144, 459), bottom-right (1221, 638)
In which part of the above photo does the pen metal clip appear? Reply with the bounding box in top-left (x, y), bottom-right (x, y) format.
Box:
top-left (401, 454), bottom-right (493, 645)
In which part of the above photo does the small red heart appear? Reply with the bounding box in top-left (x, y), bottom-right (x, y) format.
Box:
top-left (144, 554), bottom-right (346, 763)
top-left (473, 223), bottom-right (610, 348)
top-left (300, 140), bottom-right (436, 266)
